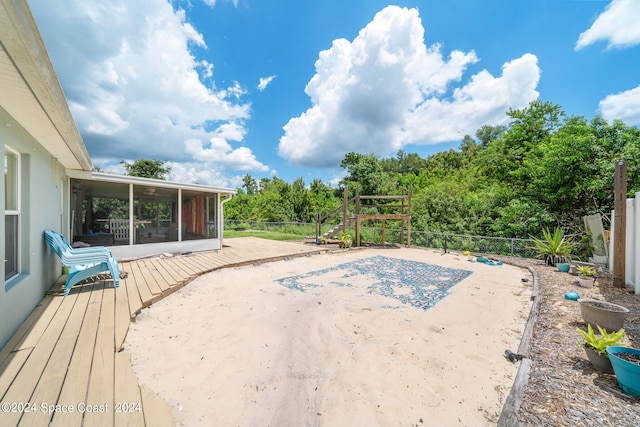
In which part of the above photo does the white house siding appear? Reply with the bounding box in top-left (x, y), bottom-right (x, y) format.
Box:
top-left (1, 108), bottom-right (68, 348)
top-left (1, 0), bottom-right (86, 349)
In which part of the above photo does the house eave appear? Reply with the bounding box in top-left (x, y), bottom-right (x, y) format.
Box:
top-left (0, 0), bottom-right (91, 171)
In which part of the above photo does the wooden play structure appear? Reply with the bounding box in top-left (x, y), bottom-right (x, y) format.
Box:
top-left (315, 185), bottom-right (411, 247)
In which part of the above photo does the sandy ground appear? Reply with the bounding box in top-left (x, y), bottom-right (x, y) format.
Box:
top-left (125, 247), bottom-right (533, 426)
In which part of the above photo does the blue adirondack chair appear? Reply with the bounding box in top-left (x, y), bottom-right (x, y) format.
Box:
top-left (44, 230), bottom-right (120, 296)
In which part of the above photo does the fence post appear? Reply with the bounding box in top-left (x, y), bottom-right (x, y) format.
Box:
top-left (342, 186), bottom-right (348, 237)
top-left (407, 185), bottom-right (412, 247)
top-left (613, 160), bottom-right (627, 288)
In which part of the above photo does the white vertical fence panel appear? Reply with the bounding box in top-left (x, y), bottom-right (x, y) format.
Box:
top-left (634, 194), bottom-right (640, 294)
top-left (609, 193), bottom-right (640, 294)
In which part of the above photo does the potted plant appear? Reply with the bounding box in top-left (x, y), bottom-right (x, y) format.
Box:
top-left (579, 299), bottom-right (629, 332)
top-left (576, 324), bottom-right (625, 373)
top-left (607, 346), bottom-right (640, 398)
top-left (576, 265), bottom-right (596, 288)
top-left (529, 227), bottom-right (574, 266)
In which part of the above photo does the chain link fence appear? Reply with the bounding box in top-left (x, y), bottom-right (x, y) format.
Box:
top-left (225, 220), bottom-right (538, 259)
top-left (225, 220), bottom-right (317, 236)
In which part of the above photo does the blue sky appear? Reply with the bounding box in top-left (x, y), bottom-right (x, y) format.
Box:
top-left (28, 0), bottom-right (640, 188)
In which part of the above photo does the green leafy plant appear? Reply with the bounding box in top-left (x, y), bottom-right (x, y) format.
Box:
top-left (576, 265), bottom-right (596, 277)
top-left (529, 227), bottom-right (574, 265)
top-left (339, 231), bottom-right (352, 248)
top-left (577, 324), bottom-right (626, 355)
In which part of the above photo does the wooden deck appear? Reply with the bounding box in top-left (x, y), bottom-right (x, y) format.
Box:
top-left (0, 237), bottom-right (327, 426)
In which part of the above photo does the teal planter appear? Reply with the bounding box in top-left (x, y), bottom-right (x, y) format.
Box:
top-left (556, 263), bottom-right (571, 272)
top-left (607, 346), bottom-right (640, 398)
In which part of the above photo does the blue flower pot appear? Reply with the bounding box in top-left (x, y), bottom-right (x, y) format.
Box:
top-left (556, 263), bottom-right (571, 272)
top-left (607, 346), bottom-right (640, 398)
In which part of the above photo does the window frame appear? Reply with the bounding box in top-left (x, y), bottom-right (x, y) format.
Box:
top-left (4, 146), bottom-right (20, 283)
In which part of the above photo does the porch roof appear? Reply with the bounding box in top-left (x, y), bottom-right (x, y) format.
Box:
top-left (68, 170), bottom-right (237, 196)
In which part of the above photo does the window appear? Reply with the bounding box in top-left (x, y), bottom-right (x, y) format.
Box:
top-left (4, 148), bottom-right (19, 281)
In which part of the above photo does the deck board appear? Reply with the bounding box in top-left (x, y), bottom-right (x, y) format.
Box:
top-left (143, 260), bottom-right (172, 294)
top-left (0, 296), bottom-right (55, 365)
top-left (161, 258), bottom-right (192, 283)
top-left (135, 262), bottom-right (163, 296)
top-left (115, 277), bottom-right (132, 352)
top-left (121, 265), bottom-right (143, 319)
top-left (0, 348), bottom-right (32, 401)
top-left (150, 258), bottom-right (184, 285)
top-left (169, 257), bottom-right (200, 277)
top-left (18, 288), bottom-right (88, 427)
top-left (83, 286), bottom-right (116, 427)
top-left (50, 284), bottom-right (103, 427)
top-left (114, 352), bottom-right (145, 427)
top-left (12, 296), bottom-right (64, 352)
top-left (185, 254), bottom-right (212, 271)
top-left (1, 293), bottom-right (77, 426)
top-left (140, 385), bottom-right (174, 427)
top-left (129, 263), bottom-right (153, 307)
top-left (0, 237), bottom-right (327, 426)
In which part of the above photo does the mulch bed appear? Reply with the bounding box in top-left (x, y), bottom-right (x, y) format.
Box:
top-left (498, 257), bottom-right (640, 426)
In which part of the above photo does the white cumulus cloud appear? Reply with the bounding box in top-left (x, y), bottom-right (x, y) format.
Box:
top-left (29, 0), bottom-right (267, 186)
top-left (201, 0), bottom-right (239, 7)
top-left (599, 85), bottom-right (640, 125)
top-left (258, 75), bottom-right (277, 91)
top-left (167, 161), bottom-right (244, 187)
top-left (278, 5), bottom-right (540, 167)
top-left (576, 0), bottom-right (640, 50)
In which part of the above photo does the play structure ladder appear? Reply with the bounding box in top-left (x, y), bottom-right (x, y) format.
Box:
top-left (315, 185), bottom-right (411, 247)
top-left (323, 217), bottom-right (357, 239)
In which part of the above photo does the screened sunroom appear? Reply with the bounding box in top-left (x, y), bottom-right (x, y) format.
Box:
top-left (67, 171), bottom-right (235, 260)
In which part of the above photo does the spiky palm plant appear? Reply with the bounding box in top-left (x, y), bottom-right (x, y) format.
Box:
top-left (529, 227), bottom-right (574, 266)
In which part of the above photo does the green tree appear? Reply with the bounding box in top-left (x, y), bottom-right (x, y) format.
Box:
top-left (120, 159), bottom-right (171, 180)
top-left (523, 116), bottom-right (598, 221)
top-left (309, 179), bottom-right (341, 217)
top-left (223, 189), bottom-right (255, 221)
top-left (251, 177), bottom-right (293, 221)
top-left (476, 100), bottom-right (565, 188)
top-left (242, 174), bottom-right (257, 195)
top-left (291, 177), bottom-right (312, 222)
top-left (425, 149), bottom-right (465, 178)
top-left (475, 124), bottom-right (506, 148)
top-left (258, 177), bottom-right (271, 192)
top-left (340, 152), bottom-right (390, 196)
top-left (381, 150), bottom-right (428, 175)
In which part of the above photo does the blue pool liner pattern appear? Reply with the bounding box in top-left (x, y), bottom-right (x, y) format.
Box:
top-left (274, 255), bottom-right (473, 311)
